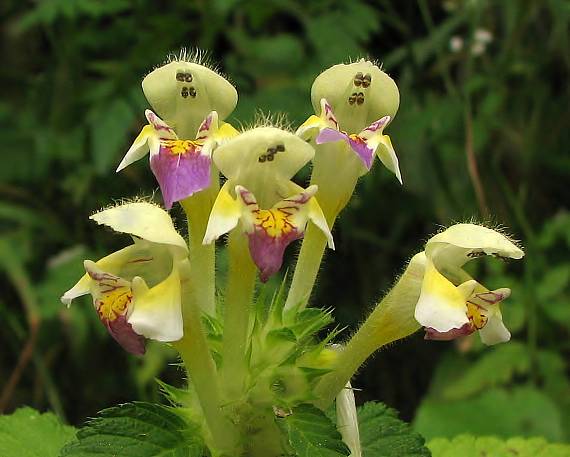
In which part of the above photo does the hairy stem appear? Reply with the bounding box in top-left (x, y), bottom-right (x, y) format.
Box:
top-left (221, 232), bottom-right (257, 399)
top-left (314, 254), bottom-right (425, 408)
top-left (284, 146), bottom-right (359, 314)
top-left (181, 171), bottom-right (219, 316)
top-left (174, 306), bottom-right (239, 455)
top-left (283, 224), bottom-right (329, 315)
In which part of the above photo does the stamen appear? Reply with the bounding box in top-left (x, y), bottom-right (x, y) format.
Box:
top-left (354, 72), bottom-right (364, 86)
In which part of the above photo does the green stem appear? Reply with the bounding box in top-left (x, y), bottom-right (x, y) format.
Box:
top-left (221, 231), bottom-right (257, 399)
top-left (284, 150), bottom-right (359, 314)
top-left (313, 254), bottom-right (424, 408)
top-left (181, 170), bottom-right (219, 316)
top-left (283, 223), bottom-right (329, 316)
top-left (174, 305), bottom-right (239, 455)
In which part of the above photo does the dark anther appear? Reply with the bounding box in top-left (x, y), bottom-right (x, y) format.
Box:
top-left (356, 92), bottom-right (365, 105)
top-left (267, 154), bottom-right (275, 161)
top-left (176, 72), bottom-right (193, 82)
top-left (467, 250), bottom-right (486, 258)
top-left (276, 144), bottom-right (285, 152)
top-left (267, 147), bottom-right (277, 155)
top-left (348, 92), bottom-right (357, 105)
top-left (362, 73), bottom-right (372, 88)
top-left (189, 87), bottom-right (197, 98)
top-left (181, 87), bottom-right (189, 98)
top-left (354, 72), bottom-right (364, 86)
top-left (258, 155), bottom-right (267, 163)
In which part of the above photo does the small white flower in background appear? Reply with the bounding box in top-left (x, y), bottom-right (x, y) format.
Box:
top-left (450, 36), bottom-right (464, 53)
top-left (472, 28), bottom-right (493, 56)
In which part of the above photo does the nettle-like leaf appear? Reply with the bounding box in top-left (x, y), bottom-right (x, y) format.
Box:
top-left (428, 435), bottom-right (570, 457)
top-left (0, 407), bottom-right (76, 457)
top-left (358, 402), bottom-right (431, 457)
top-left (277, 404), bottom-right (350, 456)
top-left (61, 402), bottom-right (204, 457)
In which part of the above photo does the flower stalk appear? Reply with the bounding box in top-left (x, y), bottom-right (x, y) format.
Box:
top-left (313, 253), bottom-right (425, 408)
top-left (220, 231), bottom-right (257, 399)
top-left (181, 175), bottom-right (219, 316)
top-left (173, 306), bottom-right (240, 455)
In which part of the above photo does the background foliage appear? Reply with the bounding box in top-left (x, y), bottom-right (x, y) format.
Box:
top-left (1, 0), bottom-right (568, 447)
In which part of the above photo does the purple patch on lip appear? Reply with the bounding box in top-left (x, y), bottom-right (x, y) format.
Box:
top-left (424, 323), bottom-right (474, 341)
top-left (150, 143), bottom-right (211, 209)
top-left (105, 315), bottom-right (146, 355)
top-left (247, 229), bottom-right (303, 282)
top-left (316, 128), bottom-right (374, 169)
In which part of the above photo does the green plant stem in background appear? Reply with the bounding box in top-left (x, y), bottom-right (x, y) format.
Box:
top-left (313, 254), bottom-right (425, 408)
top-left (173, 305), bottom-right (239, 455)
top-left (181, 174), bottom-right (219, 316)
top-left (221, 231), bottom-right (257, 399)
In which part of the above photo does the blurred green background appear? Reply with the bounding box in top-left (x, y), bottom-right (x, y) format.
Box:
top-left (1, 0), bottom-right (569, 444)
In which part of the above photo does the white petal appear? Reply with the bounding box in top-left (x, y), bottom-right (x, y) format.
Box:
top-left (415, 260), bottom-right (473, 332)
top-left (306, 189), bottom-right (335, 249)
top-left (195, 111), bottom-right (219, 140)
top-left (116, 125), bottom-right (154, 172)
top-left (426, 224), bottom-right (524, 270)
top-left (375, 135), bottom-right (402, 184)
top-left (479, 309), bottom-right (511, 345)
top-left (203, 181), bottom-right (242, 244)
top-left (128, 266), bottom-right (183, 342)
top-left (336, 382), bottom-right (362, 457)
top-left (90, 202), bottom-right (187, 255)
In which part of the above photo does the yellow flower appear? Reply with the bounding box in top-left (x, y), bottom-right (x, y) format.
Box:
top-left (415, 224), bottom-right (524, 345)
top-left (61, 202), bottom-right (189, 354)
top-left (203, 127), bottom-right (334, 280)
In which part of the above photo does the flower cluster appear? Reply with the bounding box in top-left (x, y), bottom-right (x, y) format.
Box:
top-left (61, 52), bottom-right (523, 456)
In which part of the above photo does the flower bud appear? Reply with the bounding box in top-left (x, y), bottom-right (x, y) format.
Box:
top-left (311, 59), bottom-right (399, 134)
top-left (142, 60), bottom-right (238, 138)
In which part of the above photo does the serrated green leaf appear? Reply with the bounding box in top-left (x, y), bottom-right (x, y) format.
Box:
top-left (267, 328), bottom-right (297, 344)
top-left (0, 407), bottom-right (76, 457)
top-left (288, 308), bottom-right (334, 340)
top-left (428, 434), bottom-right (570, 457)
top-left (61, 402), bottom-right (204, 457)
top-left (358, 402), bottom-right (430, 457)
top-left (277, 404), bottom-right (350, 456)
